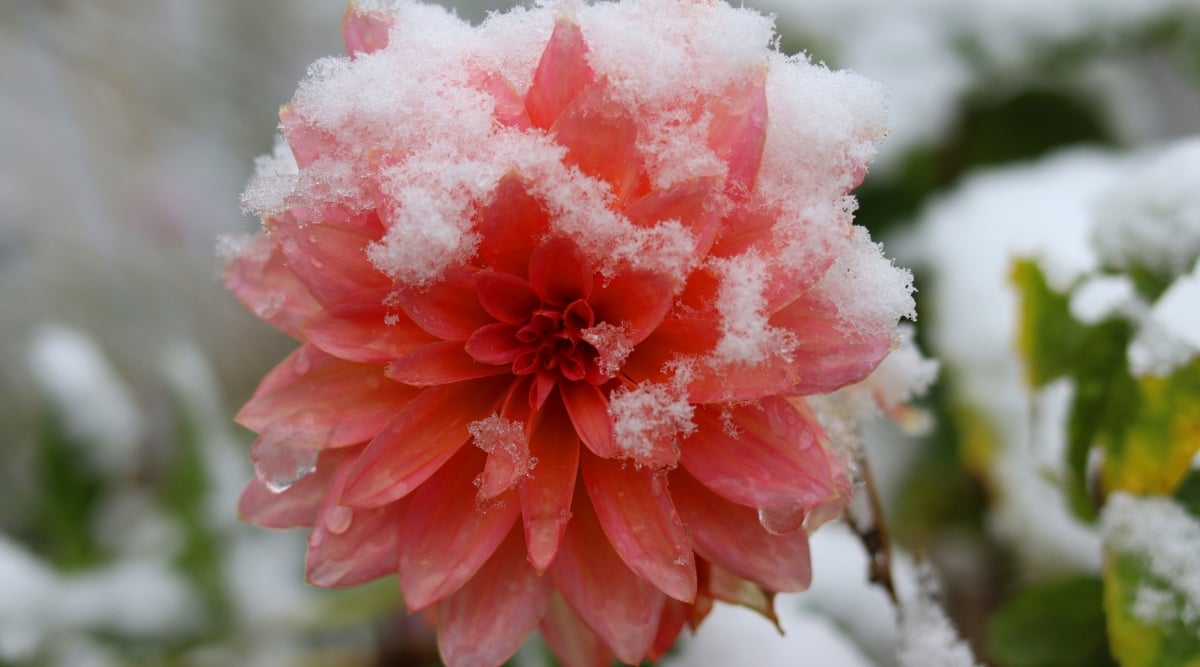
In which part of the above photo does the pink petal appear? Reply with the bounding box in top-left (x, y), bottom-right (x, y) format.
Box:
top-left (306, 452), bottom-right (405, 587)
top-left (520, 395), bottom-right (580, 572)
top-left (341, 376), bottom-right (511, 508)
top-left (559, 381), bottom-right (615, 458)
top-left (550, 489), bottom-right (664, 664)
top-left (709, 206), bottom-right (776, 259)
top-left (238, 447), bottom-right (351, 529)
top-left (477, 174), bottom-right (549, 276)
top-left (707, 69), bottom-right (768, 200)
top-left (394, 268), bottom-right (493, 342)
top-left (539, 593), bottom-right (613, 667)
top-left (680, 397), bottom-right (837, 513)
top-left (397, 447), bottom-right (522, 610)
top-left (550, 82), bottom-right (646, 205)
top-left (671, 470), bottom-right (812, 592)
top-left (304, 290), bottom-right (437, 364)
top-left (581, 453), bottom-right (697, 603)
top-left (464, 323), bottom-right (524, 365)
top-left (624, 177), bottom-right (722, 262)
top-left (469, 67), bottom-right (531, 129)
top-left (236, 344), bottom-right (417, 448)
top-left (474, 391), bottom-right (533, 500)
top-left (525, 19), bottom-right (594, 130)
top-left (649, 599), bottom-right (692, 661)
top-left (769, 293), bottom-right (891, 393)
top-left (704, 562), bottom-right (780, 627)
top-left (269, 209), bottom-right (391, 307)
top-left (621, 318), bottom-right (720, 385)
top-left (223, 233), bottom-right (321, 339)
top-left (474, 271), bottom-right (540, 324)
top-left (588, 270), bottom-right (676, 346)
top-left (279, 106), bottom-right (334, 169)
top-left (529, 237), bottom-right (593, 305)
top-left (435, 528), bottom-right (552, 667)
top-left (342, 2), bottom-right (393, 57)
top-left (385, 340), bottom-right (510, 386)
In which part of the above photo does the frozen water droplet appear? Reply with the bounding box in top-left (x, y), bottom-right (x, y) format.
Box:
top-left (308, 233), bottom-right (318, 243)
top-left (291, 351), bottom-right (312, 375)
top-left (325, 505), bottom-right (353, 534)
top-left (758, 504), bottom-right (807, 535)
top-left (251, 436), bottom-right (318, 493)
top-left (310, 256), bottom-right (325, 269)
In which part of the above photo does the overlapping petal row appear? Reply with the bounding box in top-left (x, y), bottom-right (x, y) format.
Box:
top-left (226, 2), bottom-right (910, 665)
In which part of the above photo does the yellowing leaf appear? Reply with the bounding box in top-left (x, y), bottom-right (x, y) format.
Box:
top-left (1103, 360), bottom-right (1200, 496)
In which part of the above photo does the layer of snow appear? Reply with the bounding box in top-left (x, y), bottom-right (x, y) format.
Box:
top-left (26, 324), bottom-right (143, 476)
top-left (1092, 137), bottom-right (1200, 278)
top-left (1101, 493), bottom-right (1200, 626)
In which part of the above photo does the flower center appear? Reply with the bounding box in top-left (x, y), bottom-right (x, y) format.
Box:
top-left (511, 299), bottom-right (601, 384)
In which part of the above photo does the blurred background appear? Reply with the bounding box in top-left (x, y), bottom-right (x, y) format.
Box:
top-left (3, 1), bottom-right (1199, 666)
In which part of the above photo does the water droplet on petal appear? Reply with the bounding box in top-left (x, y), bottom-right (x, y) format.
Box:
top-left (291, 350), bottom-right (312, 375)
top-left (251, 436), bottom-right (319, 493)
top-left (758, 504), bottom-right (807, 535)
top-left (324, 505), bottom-right (353, 534)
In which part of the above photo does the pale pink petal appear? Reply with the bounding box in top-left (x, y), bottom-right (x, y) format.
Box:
top-left (624, 177), bottom-right (722, 262)
top-left (707, 69), bottom-right (768, 200)
top-left (550, 82), bottom-right (646, 205)
top-left (236, 344), bottom-right (417, 448)
top-left (519, 395), bottom-right (580, 572)
top-left (469, 67), bottom-right (531, 129)
top-left (385, 340), bottom-right (510, 386)
top-left (269, 209), bottom-right (391, 307)
top-left (528, 237), bottom-right (593, 305)
top-left (559, 381), bottom-right (615, 458)
top-left (525, 19), bottom-right (594, 130)
top-left (394, 268), bottom-right (492, 341)
top-left (397, 447), bottom-right (521, 610)
top-left (238, 447), bottom-right (350, 529)
top-left (304, 291), bottom-right (437, 364)
top-left (539, 593), bottom-right (613, 667)
top-left (581, 453), bottom-right (697, 603)
top-left (342, 2), bottom-right (393, 57)
top-left (680, 397), bottom-right (836, 512)
top-left (550, 490), bottom-right (664, 664)
top-left (435, 528), bottom-right (552, 667)
top-left (307, 453), bottom-right (405, 587)
top-left (474, 271), bottom-right (540, 324)
top-left (340, 376), bottom-right (511, 508)
top-left (279, 106), bottom-right (334, 169)
top-left (223, 233), bottom-right (321, 339)
top-left (477, 174), bottom-right (549, 276)
top-left (672, 470), bottom-right (812, 592)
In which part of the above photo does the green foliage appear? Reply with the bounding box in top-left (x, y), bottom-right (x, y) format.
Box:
top-left (1173, 470), bottom-right (1200, 519)
top-left (1104, 553), bottom-right (1200, 667)
top-left (988, 575), bottom-right (1117, 667)
top-left (29, 411), bottom-right (108, 571)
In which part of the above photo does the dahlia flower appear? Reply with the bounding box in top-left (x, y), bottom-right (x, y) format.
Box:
top-left (225, 1), bottom-right (913, 664)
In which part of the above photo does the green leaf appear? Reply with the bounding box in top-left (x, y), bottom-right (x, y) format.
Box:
top-left (1012, 260), bottom-right (1135, 520)
top-left (988, 575), bottom-right (1117, 667)
top-left (1101, 359), bottom-right (1200, 497)
top-left (30, 410), bottom-right (108, 570)
top-left (1173, 470), bottom-right (1200, 519)
top-left (1104, 552), bottom-right (1200, 667)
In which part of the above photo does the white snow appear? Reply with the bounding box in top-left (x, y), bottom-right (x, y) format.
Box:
top-left (896, 564), bottom-right (982, 667)
top-left (1092, 138), bottom-right (1200, 278)
top-left (1101, 493), bottom-right (1200, 626)
top-left (26, 324), bottom-right (143, 476)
